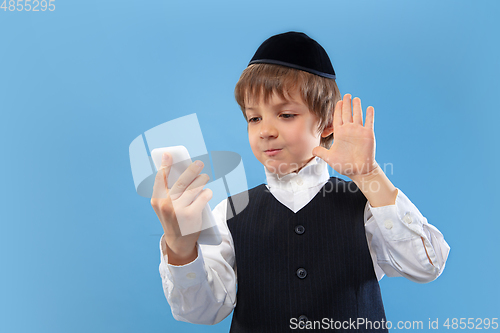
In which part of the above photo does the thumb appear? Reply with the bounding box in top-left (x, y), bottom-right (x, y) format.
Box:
top-left (312, 146), bottom-right (330, 163)
top-left (152, 153), bottom-right (172, 199)
top-left (162, 152), bottom-right (171, 167)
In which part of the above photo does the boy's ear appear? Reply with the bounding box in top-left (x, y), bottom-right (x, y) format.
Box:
top-left (321, 121), bottom-right (334, 138)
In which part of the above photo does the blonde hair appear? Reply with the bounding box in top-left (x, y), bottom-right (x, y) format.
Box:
top-left (234, 63), bottom-right (340, 148)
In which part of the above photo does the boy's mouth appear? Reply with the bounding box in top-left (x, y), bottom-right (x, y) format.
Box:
top-left (264, 149), bottom-right (282, 156)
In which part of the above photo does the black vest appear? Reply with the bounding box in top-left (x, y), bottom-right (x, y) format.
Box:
top-left (226, 177), bottom-right (387, 332)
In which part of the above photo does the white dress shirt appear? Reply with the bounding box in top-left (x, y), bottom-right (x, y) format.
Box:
top-left (158, 157), bottom-right (450, 325)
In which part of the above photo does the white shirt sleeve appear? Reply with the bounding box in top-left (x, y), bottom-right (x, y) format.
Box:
top-left (158, 199), bottom-right (237, 325)
top-left (365, 188), bottom-right (450, 283)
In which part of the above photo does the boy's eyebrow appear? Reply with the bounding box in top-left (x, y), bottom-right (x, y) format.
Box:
top-left (246, 101), bottom-right (299, 111)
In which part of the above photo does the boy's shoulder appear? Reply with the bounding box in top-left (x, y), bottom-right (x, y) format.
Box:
top-left (323, 176), bottom-right (364, 193)
top-left (321, 176), bottom-right (368, 204)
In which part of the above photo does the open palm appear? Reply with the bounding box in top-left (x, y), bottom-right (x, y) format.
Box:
top-left (313, 94), bottom-right (378, 179)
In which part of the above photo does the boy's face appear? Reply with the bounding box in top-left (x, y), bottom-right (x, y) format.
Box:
top-left (245, 90), bottom-right (328, 176)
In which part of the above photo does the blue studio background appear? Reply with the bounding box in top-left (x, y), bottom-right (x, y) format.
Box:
top-left (1, 1), bottom-right (499, 332)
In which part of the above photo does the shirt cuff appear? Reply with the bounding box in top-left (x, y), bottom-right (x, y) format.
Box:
top-left (369, 189), bottom-right (427, 242)
top-left (159, 235), bottom-right (208, 288)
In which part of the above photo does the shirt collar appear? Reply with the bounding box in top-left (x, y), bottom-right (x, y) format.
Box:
top-left (264, 157), bottom-right (330, 192)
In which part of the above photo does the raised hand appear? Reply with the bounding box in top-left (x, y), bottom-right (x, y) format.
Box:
top-left (150, 152), bottom-right (212, 265)
top-left (312, 93), bottom-right (378, 181)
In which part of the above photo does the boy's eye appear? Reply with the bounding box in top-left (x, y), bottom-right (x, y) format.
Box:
top-left (248, 117), bottom-right (260, 123)
top-left (280, 114), bottom-right (296, 119)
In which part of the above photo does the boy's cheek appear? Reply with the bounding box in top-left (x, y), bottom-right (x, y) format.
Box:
top-left (249, 145), bottom-right (266, 165)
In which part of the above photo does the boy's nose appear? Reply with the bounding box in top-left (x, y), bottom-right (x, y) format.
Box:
top-left (259, 121), bottom-right (278, 139)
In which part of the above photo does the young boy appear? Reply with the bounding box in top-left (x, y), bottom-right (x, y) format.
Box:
top-left (151, 32), bottom-right (450, 332)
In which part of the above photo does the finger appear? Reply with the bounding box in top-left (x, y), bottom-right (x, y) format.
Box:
top-left (170, 160), bottom-right (204, 200)
top-left (189, 188), bottom-right (213, 217)
top-left (177, 173), bottom-right (210, 207)
top-left (151, 153), bottom-right (172, 199)
top-left (178, 188), bottom-right (213, 237)
top-left (342, 94), bottom-right (352, 123)
top-left (365, 106), bottom-right (375, 130)
top-left (333, 100), bottom-right (343, 130)
top-left (352, 97), bottom-right (363, 125)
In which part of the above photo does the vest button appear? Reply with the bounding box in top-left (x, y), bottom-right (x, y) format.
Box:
top-left (296, 268), bottom-right (307, 279)
top-left (298, 315), bottom-right (308, 323)
top-left (295, 225), bottom-right (305, 235)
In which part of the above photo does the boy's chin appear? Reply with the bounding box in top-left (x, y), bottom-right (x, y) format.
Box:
top-left (262, 155), bottom-right (316, 176)
top-left (263, 162), bottom-right (305, 176)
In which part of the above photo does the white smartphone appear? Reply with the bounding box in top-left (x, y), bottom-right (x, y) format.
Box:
top-left (151, 146), bottom-right (222, 246)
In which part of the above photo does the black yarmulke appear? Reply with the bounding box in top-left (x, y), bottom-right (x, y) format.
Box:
top-left (248, 31), bottom-right (336, 80)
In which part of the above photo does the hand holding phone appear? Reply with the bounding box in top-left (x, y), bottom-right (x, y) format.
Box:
top-left (150, 146), bottom-right (222, 256)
